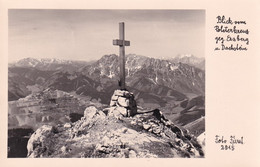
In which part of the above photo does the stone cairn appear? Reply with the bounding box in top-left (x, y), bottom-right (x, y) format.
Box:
top-left (109, 89), bottom-right (137, 117)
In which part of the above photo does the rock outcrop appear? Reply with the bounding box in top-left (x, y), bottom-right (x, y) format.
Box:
top-left (27, 105), bottom-right (204, 158)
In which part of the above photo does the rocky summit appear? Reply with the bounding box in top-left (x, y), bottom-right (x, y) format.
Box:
top-left (8, 55), bottom-right (205, 158)
top-left (27, 99), bottom-right (204, 158)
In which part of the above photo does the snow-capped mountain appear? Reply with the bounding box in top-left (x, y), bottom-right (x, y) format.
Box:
top-left (80, 54), bottom-right (205, 95)
top-left (10, 57), bottom-right (93, 71)
top-left (169, 54), bottom-right (205, 70)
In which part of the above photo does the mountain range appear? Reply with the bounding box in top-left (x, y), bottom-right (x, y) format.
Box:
top-left (9, 54), bottom-right (205, 103)
top-left (8, 54), bottom-right (205, 157)
top-left (10, 57), bottom-right (94, 72)
top-left (8, 53), bottom-right (205, 125)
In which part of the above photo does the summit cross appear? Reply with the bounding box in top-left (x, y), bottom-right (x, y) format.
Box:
top-left (113, 22), bottom-right (130, 90)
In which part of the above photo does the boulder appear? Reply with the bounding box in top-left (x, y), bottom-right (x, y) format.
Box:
top-left (117, 97), bottom-right (129, 107)
top-left (84, 106), bottom-right (98, 119)
top-left (64, 123), bottom-right (71, 128)
top-left (113, 90), bottom-right (125, 96)
top-left (27, 125), bottom-right (54, 157)
top-left (143, 123), bottom-right (151, 130)
top-left (110, 107), bottom-right (128, 117)
top-left (108, 107), bottom-right (121, 119)
top-left (111, 94), bottom-right (119, 101)
top-left (109, 100), bottom-right (117, 107)
top-left (117, 107), bottom-right (128, 117)
top-left (197, 132), bottom-right (205, 146)
top-left (128, 150), bottom-right (137, 158)
top-left (60, 146), bottom-right (68, 154)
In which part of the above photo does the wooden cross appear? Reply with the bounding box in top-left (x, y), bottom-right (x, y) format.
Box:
top-left (113, 22), bottom-right (130, 90)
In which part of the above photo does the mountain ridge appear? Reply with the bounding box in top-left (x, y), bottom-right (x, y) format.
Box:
top-left (9, 57), bottom-right (94, 72)
top-left (9, 54), bottom-right (205, 103)
top-left (8, 54), bottom-right (205, 158)
top-left (79, 54), bottom-right (205, 95)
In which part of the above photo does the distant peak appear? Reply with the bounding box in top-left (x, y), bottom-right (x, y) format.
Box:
top-left (176, 54), bottom-right (194, 58)
top-left (174, 54), bottom-right (204, 60)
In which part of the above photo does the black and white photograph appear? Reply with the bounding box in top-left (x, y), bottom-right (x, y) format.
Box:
top-left (7, 9), bottom-right (205, 158)
top-left (7, 9), bottom-right (206, 158)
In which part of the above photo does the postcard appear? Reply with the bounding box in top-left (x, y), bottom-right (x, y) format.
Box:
top-left (0, 0), bottom-right (259, 166)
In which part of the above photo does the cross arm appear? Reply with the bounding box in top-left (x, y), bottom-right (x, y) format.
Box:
top-left (113, 39), bottom-right (130, 46)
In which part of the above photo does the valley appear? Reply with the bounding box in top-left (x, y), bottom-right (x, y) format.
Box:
top-left (8, 54), bottom-right (205, 157)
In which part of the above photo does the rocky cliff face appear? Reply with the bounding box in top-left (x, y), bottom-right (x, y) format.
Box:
top-left (80, 54), bottom-right (205, 95)
top-left (27, 104), bottom-right (204, 158)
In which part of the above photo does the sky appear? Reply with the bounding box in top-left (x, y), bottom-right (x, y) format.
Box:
top-left (8, 9), bottom-right (205, 62)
